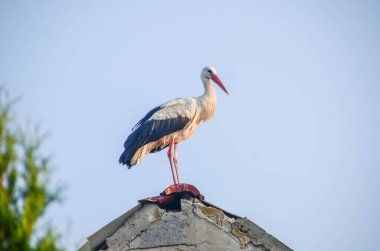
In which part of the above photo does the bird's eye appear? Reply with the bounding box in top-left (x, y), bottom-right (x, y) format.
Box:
top-left (207, 69), bottom-right (212, 74)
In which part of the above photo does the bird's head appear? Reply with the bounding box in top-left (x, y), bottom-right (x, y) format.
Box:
top-left (201, 66), bottom-right (229, 94)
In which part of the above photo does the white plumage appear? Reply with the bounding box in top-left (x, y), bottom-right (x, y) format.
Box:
top-left (119, 66), bottom-right (228, 184)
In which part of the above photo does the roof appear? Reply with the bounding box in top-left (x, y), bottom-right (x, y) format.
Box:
top-left (78, 204), bottom-right (142, 251)
top-left (78, 199), bottom-right (292, 251)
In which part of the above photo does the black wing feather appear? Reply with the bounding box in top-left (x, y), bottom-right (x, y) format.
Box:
top-left (119, 116), bottom-right (190, 167)
top-left (131, 105), bottom-right (162, 131)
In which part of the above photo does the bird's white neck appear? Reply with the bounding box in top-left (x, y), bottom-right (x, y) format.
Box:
top-left (197, 78), bottom-right (217, 122)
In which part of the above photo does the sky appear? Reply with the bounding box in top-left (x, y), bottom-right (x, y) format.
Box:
top-left (1, 0), bottom-right (380, 250)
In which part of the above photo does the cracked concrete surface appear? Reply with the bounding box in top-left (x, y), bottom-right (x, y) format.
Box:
top-left (101, 199), bottom-right (291, 251)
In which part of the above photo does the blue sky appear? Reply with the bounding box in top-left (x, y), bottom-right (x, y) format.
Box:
top-left (1, 1), bottom-right (380, 250)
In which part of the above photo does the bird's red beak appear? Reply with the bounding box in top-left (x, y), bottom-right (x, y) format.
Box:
top-left (211, 75), bottom-right (229, 94)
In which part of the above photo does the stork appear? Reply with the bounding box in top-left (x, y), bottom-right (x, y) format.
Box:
top-left (119, 66), bottom-right (228, 184)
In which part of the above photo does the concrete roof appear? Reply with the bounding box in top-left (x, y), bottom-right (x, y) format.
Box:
top-left (78, 204), bottom-right (142, 251)
top-left (78, 199), bottom-right (292, 251)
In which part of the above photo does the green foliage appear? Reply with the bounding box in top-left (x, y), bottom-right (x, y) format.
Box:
top-left (0, 89), bottom-right (64, 251)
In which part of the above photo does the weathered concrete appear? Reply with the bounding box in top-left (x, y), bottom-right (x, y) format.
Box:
top-left (101, 199), bottom-right (291, 251)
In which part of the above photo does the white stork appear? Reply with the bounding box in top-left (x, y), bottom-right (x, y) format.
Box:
top-left (119, 66), bottom-right (228, 184)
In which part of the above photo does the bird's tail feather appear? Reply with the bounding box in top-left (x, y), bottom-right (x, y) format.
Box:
top-left (120, 146), bottom-right (148, 168)
top-left (119, 149), bottom-right (133, 168)
top-left (120, 122), bottom-right (151, 168)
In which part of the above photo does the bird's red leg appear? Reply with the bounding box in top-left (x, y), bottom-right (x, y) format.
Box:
top-left (173, 143), bottom-right (180, 184)
top-left (167, 140), bottom-right (177, 184)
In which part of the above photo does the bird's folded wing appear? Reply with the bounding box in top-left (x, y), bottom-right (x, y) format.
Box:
top-left (124, 98), bottom-right (197, 149)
